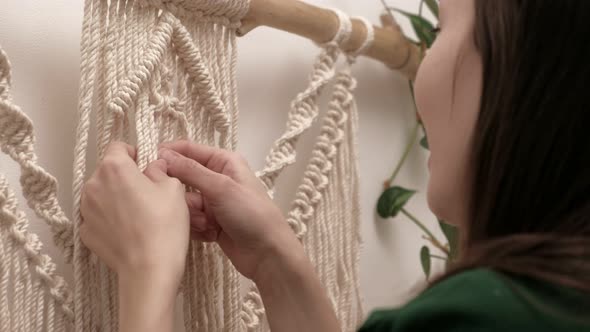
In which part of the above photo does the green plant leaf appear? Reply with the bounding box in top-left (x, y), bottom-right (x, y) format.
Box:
top-left (424, 0), bottom-right (439, 17)
top-left (420, 245), bottom-right (431, 278)
top-left (439, 220), bottom-right (459, 261)
top-left (420, 135), bottom-right (429, 150)
top-left (391, 8), bottom-right (436, 48)
top-left (377, 186), bottom-right (416, 218)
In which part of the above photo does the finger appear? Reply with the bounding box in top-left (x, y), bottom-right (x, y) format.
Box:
top-left (186, 191), bottom-right (222, 235)
top-left (189, 213), bottom-right (209, 232)
top-left (186, 191), bottom-right (204, 213)
top-left (144, 159), bottom-right (169, 182)
top-left (159, 148), bottom-right (232, 198)
top-left (101, 142), bottom-right (139, 176)
top-left (186, 191), bottom-right (206, 230)
top-left (189, 210), bottom-right (221, 233)
top-left (104, 141), bottom-right (136, 161)
top-left (159, 140), bottom-right (221, 166)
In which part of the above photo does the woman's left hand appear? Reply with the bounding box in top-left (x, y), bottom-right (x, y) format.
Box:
top-left (80, 142), bottom-right (190, 332)
top-left (80, 142), bottom-right (190, 286)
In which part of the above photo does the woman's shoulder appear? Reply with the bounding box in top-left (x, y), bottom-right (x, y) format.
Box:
top-left (359, 268), bottom-right (589, 332)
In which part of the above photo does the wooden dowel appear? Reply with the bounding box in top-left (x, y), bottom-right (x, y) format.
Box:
top-left (238, 0), bottom-right (421, 80)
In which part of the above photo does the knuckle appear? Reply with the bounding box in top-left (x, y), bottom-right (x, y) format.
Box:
top-left (104, 142), bottom-right (122, 155)
top-left (100, 156), bottom-right (126, 173)
top-left (107, 141), bottom-right (126, 150)
top-left (82, 179), bottom-right (99, 197)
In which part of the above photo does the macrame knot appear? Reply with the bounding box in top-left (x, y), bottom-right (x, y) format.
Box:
top-left (20, 167), bottom-right (58, 200)
top-left (305, 165), bottom-right (327, 187)
top-left (320, 9), bottom-right (353, 49)
top-left (0, 103), bottom-right (34, 150)
top-left (153, 93), bottom-right (182, 116)
top-left (319, 124), bottom-right (345, 149)
top-left (8, 211), bottom-right (27, 242)
top-left (241, 290), bottom-right (265, 330)
top-left (137, 0), bottom-right (250, 27)
top-left (25, 232), bottom-right (43, 259)
top-left (0, 47), bottom-right (11, 89)
top-left (287, 216), bottom-right (308, 238)
top-left (332, 74), bottom-right (357, 103)
top-left (0, 81), bottom-right (8, 98)
top-left (152, 94), bottom-right (192, 138)
top-left (347, 17), bottom-right (375, 63)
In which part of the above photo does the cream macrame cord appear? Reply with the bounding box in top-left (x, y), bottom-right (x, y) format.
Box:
top-left (72, 1), bottom-right (250, 331)
top-left (0, 2), bottom-right (373, 331)
top-left (252, 8), bottom-right (373, 331)
top-left (0, 46), bottom-right (74, 331)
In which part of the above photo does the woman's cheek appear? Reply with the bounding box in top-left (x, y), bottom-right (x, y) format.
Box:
top-left (414, 47), bottom-right (447, 152)
top-left (412, 39), bottom-right (460, 222)
top-left (413, 52), bottom-right (433, 124)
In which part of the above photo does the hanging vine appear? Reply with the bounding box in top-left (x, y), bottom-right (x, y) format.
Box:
top-left (377, 0), bottom-right (458, 279)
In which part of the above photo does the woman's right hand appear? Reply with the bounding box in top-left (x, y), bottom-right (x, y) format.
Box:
top-left (158, 141), bottom-right (304, 282)
top-left (160, 141), bottom-right (341, 332)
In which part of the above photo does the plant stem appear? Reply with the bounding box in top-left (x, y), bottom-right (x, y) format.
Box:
top-left (401, 208), bottom-right (450, 255)
top-left (430, 254), bottom-right (448, 261)
top-left (401, 208), bottom-right (436, 241)
top-left (422, 235), bottom-right (450, 255)
top-left (387, 80), bottom-right (422, 186)
top-left (380, 0), bottom-right (395, 22)
top-left (388, 120), bottom-right (420, 185)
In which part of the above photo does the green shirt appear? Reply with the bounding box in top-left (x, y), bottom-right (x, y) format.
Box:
top-left (359, 269), bottom-right (590, 332)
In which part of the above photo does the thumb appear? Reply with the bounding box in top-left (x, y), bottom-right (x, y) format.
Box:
top-left (144, 159), bottom-right (169, 182)
top-left (158, 148), bottom-right (230, 199)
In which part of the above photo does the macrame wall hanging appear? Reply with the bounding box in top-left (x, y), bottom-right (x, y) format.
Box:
top-left (0, 1), bottom-right (373, 331)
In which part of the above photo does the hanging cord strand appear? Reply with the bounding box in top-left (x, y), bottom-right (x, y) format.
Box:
top-left (241, 8), bottom-right (354, 330)
top-left (284, 15), bottom-right (370, 329)
top-left (0, 47), bottom-right (74, 261)
top-left (0, 47), bottom-right (74, 326)
top-left (0, 175), bottom-right (74, 322)
top-left (255, 8), bottom-right (352, 195)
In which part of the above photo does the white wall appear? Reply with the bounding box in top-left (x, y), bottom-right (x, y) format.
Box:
top-left (0, 0), bottom-right (446, 324)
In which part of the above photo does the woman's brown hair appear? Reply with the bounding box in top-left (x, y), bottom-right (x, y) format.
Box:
top-left (443, 0), bottom-right (590, 293)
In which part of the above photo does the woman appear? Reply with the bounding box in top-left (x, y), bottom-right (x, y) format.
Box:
top-left (79, 0), bottom-right (590, 331)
